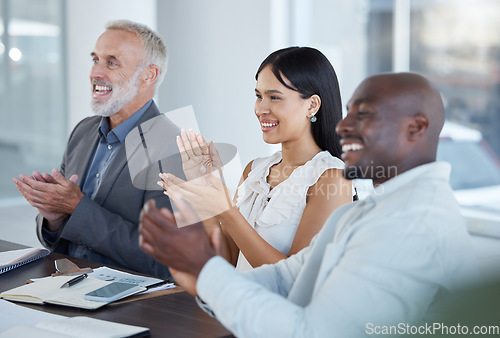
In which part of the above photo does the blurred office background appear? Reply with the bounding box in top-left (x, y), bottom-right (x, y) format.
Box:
top-left (1, 0), bottom-right (499, 276)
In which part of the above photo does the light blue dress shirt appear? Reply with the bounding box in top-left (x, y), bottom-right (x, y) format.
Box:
top-left (196, 162), bottom-right (479, 337)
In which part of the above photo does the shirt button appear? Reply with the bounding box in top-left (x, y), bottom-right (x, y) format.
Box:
top-left (108, 145), bottom-right (112, 150)
top-left (96, 173), bottom-right (100, 178)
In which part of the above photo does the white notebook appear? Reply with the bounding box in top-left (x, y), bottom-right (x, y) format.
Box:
top-left (0, 247), bottom-right (50, 274)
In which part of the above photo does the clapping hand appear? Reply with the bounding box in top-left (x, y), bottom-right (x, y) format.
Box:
top-left (177, 129), bottom-right (223, 182)
top-left (12, 169), bottom-right (83, 231)
top-left (157, 170), bottom-right (234, 223)
top-left (157, 130), bottom-right (232, 222)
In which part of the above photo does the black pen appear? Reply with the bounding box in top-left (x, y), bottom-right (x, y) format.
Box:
top-left (60, 273), bottom-right (88, 288)
top-left (145, 280), bottom-right (168, 290)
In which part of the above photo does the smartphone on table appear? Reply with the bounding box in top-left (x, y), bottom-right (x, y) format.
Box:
top-left (84, 282), bottom-right (144, 302)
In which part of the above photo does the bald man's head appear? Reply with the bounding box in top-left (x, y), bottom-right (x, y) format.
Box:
top-left (371, 72), bottom-right (445, 144)
top-left (336, 72), bottom-right (445, 185)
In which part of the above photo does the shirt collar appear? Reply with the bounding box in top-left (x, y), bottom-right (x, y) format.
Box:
top-left (367, 161), bottom-right (451, 203)
top-left (98, 100), bottom-right (153, 144)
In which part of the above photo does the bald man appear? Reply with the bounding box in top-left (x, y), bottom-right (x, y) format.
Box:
top-left (341, 72), bottom-right (445, 184)
top-left (138, 72), bottom-right (478, 337)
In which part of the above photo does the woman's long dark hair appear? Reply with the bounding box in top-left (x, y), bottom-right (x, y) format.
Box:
top-left (255, 47), bottom-right (342, 158)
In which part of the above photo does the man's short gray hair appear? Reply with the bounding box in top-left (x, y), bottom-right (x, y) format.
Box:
top-left (106, 19), bottom-right (167, 89)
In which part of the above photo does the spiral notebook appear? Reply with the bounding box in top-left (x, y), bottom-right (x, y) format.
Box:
top-left (0, 247), bottom-right (50, 274)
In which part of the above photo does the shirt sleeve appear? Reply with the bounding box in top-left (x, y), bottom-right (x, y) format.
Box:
top-left (36, 213), bottom-right (67, 251)
top-left (40, 225), bottom-right (63, 246)
top-left (195, 216), bottom-right (464, 338)
top-left (197, 256), bottom-right (304, 337)
top-left (197, 247), bottom-right (323, 338)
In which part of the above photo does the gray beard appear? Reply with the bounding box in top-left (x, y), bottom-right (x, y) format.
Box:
top-left (91, 67), bottom-right (141, 117)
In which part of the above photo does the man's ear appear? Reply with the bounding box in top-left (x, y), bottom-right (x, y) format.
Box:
top-left (408, 113), bottom-right (429, 141)
top-left (142, 65), bottom-right (159, 86)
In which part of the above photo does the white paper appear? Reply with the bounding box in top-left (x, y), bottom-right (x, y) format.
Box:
top-left (0, 301), bottom-right (148, 337)
top-left (35, 316), bottom-right (148, 337)
top-left (88, 266), bottom-right (163, 287)
top-left (0, 299), bottom-right (66, 332)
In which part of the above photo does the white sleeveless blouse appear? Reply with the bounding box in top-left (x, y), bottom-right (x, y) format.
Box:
top-left (235, 150), bottom-right (345, 271)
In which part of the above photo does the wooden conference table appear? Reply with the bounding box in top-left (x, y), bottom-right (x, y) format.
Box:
top-left (0, 239), bottom-right (232, 337)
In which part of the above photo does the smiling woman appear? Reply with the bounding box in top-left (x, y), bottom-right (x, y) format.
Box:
top-left (156, 47), bottom-right (354, 271)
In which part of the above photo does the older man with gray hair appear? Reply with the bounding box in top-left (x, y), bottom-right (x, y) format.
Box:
top-left (13, 20), bottom-right (176, 280)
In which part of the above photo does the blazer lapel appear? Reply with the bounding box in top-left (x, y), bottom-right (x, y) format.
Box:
top-left (65, 119), bottom-right (100, 188)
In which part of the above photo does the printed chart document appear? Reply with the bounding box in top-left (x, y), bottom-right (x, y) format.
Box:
top-left (89, 266), bottom-right (163, 287)
top-left (0, 247), bottom-right (50, 274)
top-left (88, 266), bottom-right (175, 293)
top-left (0, 275), bottom-right (145, 310)
top-left (0, 300), bottom-right (149, 337)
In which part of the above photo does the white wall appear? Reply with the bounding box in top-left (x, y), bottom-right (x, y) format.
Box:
top-left (156, 0), bottom-right (278, 167)
top-left (65, 0), bottom-right (157, 133)
top-left (308, 0), bottom-right (368, 114)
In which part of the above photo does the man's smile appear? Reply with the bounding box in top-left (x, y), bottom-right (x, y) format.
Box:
top-left (342, 143), bottom-right (364, 153)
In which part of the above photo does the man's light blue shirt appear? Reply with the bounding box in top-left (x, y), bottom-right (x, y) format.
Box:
top-left (196, 162), bottom-right (478, 337)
